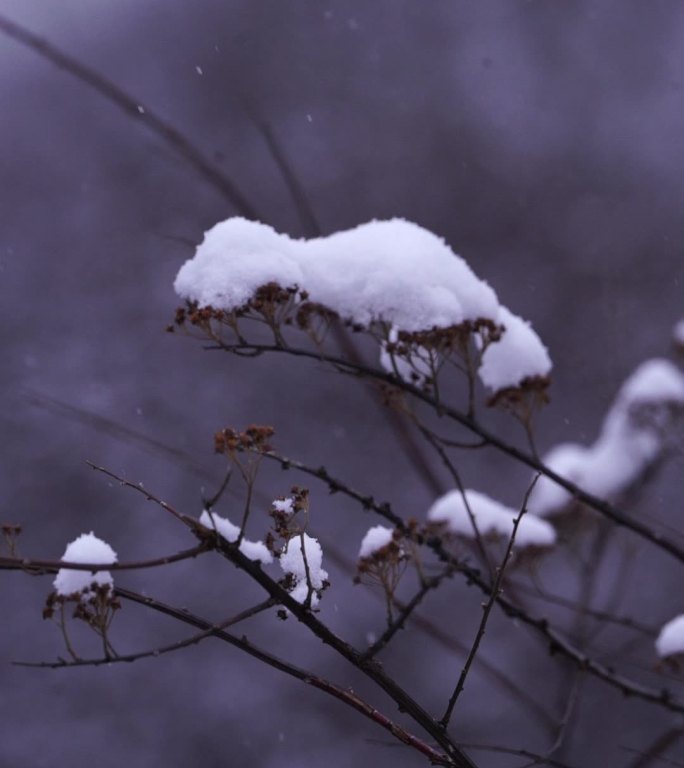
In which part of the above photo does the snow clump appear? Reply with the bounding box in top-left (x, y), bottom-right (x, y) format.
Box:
top-left (478, 305), bottom-right (552, 392)
top-left (54, 532), bottom-right (117, 598)
top-left (427, 489), bottom-right (556, 549)
top-left (279, 533), bottom-right (328, 606)
top-left (174, 217), bottom-right (551, 393)
top-left (358, 525), bottom-right (395, 560)
top-left (199, 510), bottom-right (272, 565)
top-left (528, 358), bottom-right (684, 517)
top-left (656, 614), bottom-right (684, 660)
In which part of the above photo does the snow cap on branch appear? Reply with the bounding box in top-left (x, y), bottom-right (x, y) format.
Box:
top-left (174, 217), bottom-right (552, 392)
top-left (478, 305), bottom-right (552, 391)
top-left (279, 533), bottom-right (328, 606)
top-left (199, 510), bottom-right (272, 565)
top-left (528, 358), bottom-right (684, 517)
top-left (656, 614), bottom-right (684, 660)
top-left (358, 525), bottom-right (395, 560)
top-left (427, 489), bottom-right (556, 549)
top-left (53, 532), bottom-right (117, 598)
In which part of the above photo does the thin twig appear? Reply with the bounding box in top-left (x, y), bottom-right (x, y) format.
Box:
top-left (0, 14), bottom-right (260, 218)
top-left (0, 544), bottom-right (208, 575)
top-left (362, 568), bottom-right (452, 660)
top-left (545, 671), bottom-right (584, 759)
top-left (86, 465), bottom-right (477, 766)
top-left (416, 421), bottom-right (494, 579)
top-left (262, 449), bottom-right (684, 716)
top-left (205, 340), bottom-right (684, 566)
top-left (86, 461), bottom-right (194, 527)
top-left (508, 581), bottom-right (657, 636)
top-left (459, 742), bottom-right (580, 768)
top-left (15, 598), bottom-right (277, 669)
top-left (243, 100), bottom-right (321, 236)
top-left (440, 475), bottom-right (540, 727)
top-left (624, 727), bottom-right (684, 768)
top-left (116, 587), bottom-right (461, 767)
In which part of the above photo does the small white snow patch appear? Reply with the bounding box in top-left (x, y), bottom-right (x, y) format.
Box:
top-left (272, 498), bottom-right (295, 514)
top-left (54, 532), bottom-right (117, 597)
top-left (279, 534), bottom-right (328, 606)
top-left (427, 489), bottom-right (555, 549)
top-left (358, 525), bottom-right (395, 559)
top-left (199, 510), bottom-right (272, 565)
top-left (656, 614), bottom-right (684, 659)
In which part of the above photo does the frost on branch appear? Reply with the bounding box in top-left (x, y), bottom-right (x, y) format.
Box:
top-left (279, 533), bottom-right (328, 607)
top-left (656, 615), bottom-right (684, 664)
top-left (53, 532), bottom-right (117, 598)
top-left (198, 510), bottom-right (272, 565)
top-left (173, 217), bottom-right (552, 399)
top-left (528, 359), bottom-right (684, 518)
top-left (426, 489), bottom-right (556, 550)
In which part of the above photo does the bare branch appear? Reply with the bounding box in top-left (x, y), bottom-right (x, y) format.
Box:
top-left (0, 544), bottom-right (208, 575)
top-left (0, 14), bottom-right (260, 218)
top-left (206, 339), bottom-right (684, 566)
top-left (440, 475), bottom-right (540, 727)
top-left (116, 587), bottom-right (462, 767)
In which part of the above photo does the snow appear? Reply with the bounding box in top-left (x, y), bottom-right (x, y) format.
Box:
top-left (175, 217), bottom-right (499, 331)
top-left (358, 525), bottom-right (395, 559)
top-left (175, 217), bottom-right (553, 392)
top-left (279, 533), bottom-right (328, 606)
top-left (478, 306), bottom-right (552, 391)
top-left (656, 614), bottom-right (684, 659)
top-left (53, 532), bottom-right (117, 597)
top-left (272, 498), bottom-right (295, 514)
top-left (528, 359), bottom-right (684, 517)
top-left (427, 489), bottom-right (556, 549)
top-left (199, 510), bottom-right (273, 565)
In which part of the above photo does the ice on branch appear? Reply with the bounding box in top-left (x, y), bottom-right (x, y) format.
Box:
top-left (358, 525), bottom-right (395, 559)
top-left (199, 510), bottom-right (272, 565)
top-left (279, 533), bottom-right (328, 606)
top-left (478, 306), bottom-right (552, 391)
top-left (173, 217), bottom-right (552, 393)
top-left (53, 532), bottom-right (117, 598)
top-left (656, 615), bottom-right (684, 660)
top-left (427, 489), bottom-right (556, 549)
top-left (528, 359), bottom-right (684, 517)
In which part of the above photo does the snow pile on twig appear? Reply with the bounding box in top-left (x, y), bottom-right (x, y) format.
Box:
top-left (427, 489), bottom-right (556, 549)
top-left (656, 614), bottom-right (684, 660)
top-left (54, 532), bottom-right (117, 598)
top-left (478, 306), bottom-right (552, 392)
top-left (279, 533), bottom-right (328, 606)
top-left (528, 359), bottom-right (684, 517)
top-left (199, 510), bottom-right (272, 565)
top-left (174, 217), bottom-right (551, 392)
top-left (358, 525), bottom-right (395, 559)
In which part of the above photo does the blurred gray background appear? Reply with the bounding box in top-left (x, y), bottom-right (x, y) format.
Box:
top-left (1, 2), bottom-right (684, 766)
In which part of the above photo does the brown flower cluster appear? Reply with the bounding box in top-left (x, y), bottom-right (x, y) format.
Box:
top-left (214, 425), bottom-right (275, 456)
